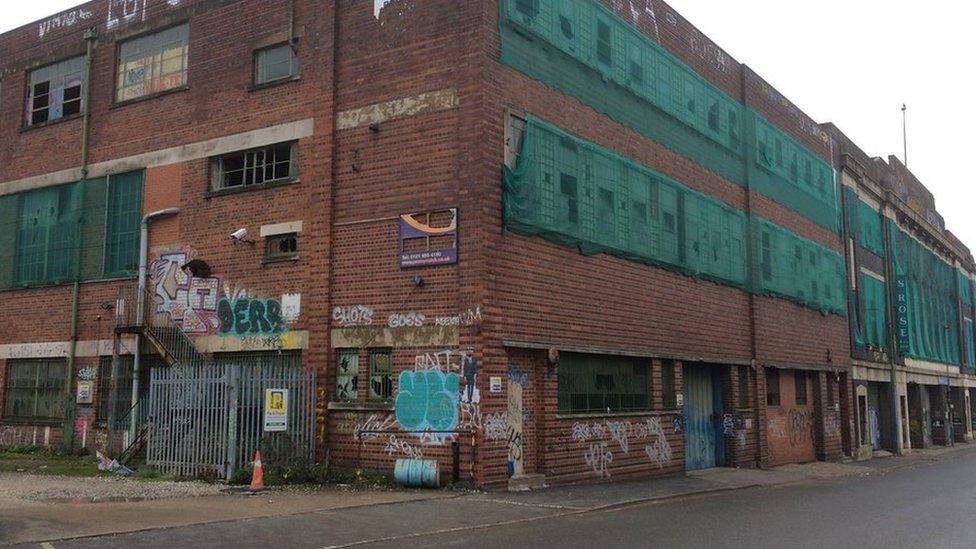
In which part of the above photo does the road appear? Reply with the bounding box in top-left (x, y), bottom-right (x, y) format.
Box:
top-left (30, 449), bottom-right (976, 549)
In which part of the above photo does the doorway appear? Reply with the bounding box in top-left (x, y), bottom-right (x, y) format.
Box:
top-left (683, 364), bottom-right (725, 470)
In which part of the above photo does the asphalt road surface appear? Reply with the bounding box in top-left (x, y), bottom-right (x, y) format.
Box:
top-left (35, 449), bottom-right (976, 549)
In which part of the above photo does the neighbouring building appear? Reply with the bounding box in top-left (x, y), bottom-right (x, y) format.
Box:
top-left (0, 0), bottom-right (968, 488)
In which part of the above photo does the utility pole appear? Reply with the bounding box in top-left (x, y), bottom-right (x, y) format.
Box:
top-left (902, 104), bottom-right (908, 168)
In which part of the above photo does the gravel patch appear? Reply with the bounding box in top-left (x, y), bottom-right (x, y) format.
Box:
top-left (0, 472), bottom-right (224, 508)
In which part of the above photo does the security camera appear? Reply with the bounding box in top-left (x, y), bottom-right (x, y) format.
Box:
top-left (230, 228), bottom-right (255, 246)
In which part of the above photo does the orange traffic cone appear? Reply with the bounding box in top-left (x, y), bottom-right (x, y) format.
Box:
top-left (249, 450), bottom-right (266, 492)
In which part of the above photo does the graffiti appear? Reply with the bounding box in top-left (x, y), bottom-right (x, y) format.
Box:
top-left (672, 415), bottom-right (684, 434)
top-left (150, 250), bottom-right (222, 335)
top-left (736, 429), bottom-right (748, 450)
top-left (825, 413), bottom-right (840, 438)
top-left (788, 409), bottom-right (813, 447)
top-left (38, 8), bottom-right (93, 38)
top-left (395, 370), bottom-right (460, 434)
top-left (356, 414), bottom-right (397, 441)
top-left (484, 412), bottom-right (507, 442)
top-left (644, 417), bottom-right (672, 468)
top-left (332, 305), bottom-right (374, 327)
top-left (217, 297), bottom-right (285, 337)
top-left (281, 293), bottom-right (301, 322)
top-left (316, 385), bottom-right (327, 444)
top-left (507, 426), bottom-right (523, 462)
top-left (374, 0), bottom-right (393, 18)
top-left (0, 426), bottom-right (34, 448)
top-left (78, 366), bottom-right (98, 381)
top-left (434, 307), bottom-right (483, 327)
top-left (689, 28), bottom-right (732, 74)
top-left (385, 434), bottom-right (423, 460)
top-left (414, 350), bottom-right (462, 372)
top-left (507, 365), bottom-right (529, 386)
top-left (723, 414), bottom-right (735, 436)
top-left (507, 373), bottom-right (525, 477)
top-left (107, 0), bottom-right (183, 30)
top-left (458, 401), bottom-right (481, 431)
top-left (388, 312), bottom-right (425, 328)
top-left (584, 442), bottom-right (613, 478)
top-left (573, 417), bottom-right (672, 474)
top-left (768, 417), bottom-right (787, 439)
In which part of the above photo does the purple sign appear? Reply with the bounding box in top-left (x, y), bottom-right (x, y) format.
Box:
top-left (399, 208), bottom-right (459, 268)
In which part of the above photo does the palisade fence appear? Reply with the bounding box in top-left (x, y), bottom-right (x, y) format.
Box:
top-left (146, 362), bottom-right (316, 480)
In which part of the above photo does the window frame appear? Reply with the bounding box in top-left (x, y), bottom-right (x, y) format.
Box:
top-left (368, 348), bottom-right (393, 402)
top-left (765, 367), bottom-right (780, 407)
top-left (3, 359), bottom-right (68, 422)
top-left (335, 349), bottom-right (359, 403)
top-left (264, 232), bottom-right (299, 264)
top-left (794, 370), bottom-right (808, 406)
top-left (24, 55), bottom-right (87, 128)
top-left (114, 22), bottom-right (190, 105)
top-left (253, 42), bottom-right (299, 88)
top-left (557, 352), bottom-right (650, 416)
top-left (209, 141), bottom-right (299, 196)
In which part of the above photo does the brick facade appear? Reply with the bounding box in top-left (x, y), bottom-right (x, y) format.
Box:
top-left (2, 0), bottom-right (952, 488)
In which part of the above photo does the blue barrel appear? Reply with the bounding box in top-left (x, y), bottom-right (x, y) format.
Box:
top-left (394, 459), bottom-right (440, 488)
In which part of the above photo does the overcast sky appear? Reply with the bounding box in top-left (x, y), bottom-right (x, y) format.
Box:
top-left (4, 1), bottom-right (975, 246)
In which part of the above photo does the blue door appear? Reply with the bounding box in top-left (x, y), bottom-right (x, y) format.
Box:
top-left (684, 365), bottom-right (725, 470)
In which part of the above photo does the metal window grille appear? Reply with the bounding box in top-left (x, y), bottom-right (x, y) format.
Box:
top-left (368, 349), bottom-right (393, 401)
top-left (3, 359), bottom-right (67, 420)
top-left (557, 353), bottom-right (649, 414)
top-left (765, 368), bottom-right (780, 407)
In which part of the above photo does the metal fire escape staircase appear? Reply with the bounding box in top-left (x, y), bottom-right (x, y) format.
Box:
top-left (113, 284), bottom-right (211, 462)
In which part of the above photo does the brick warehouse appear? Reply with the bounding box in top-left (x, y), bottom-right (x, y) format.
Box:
top-left (0, 0), bottom-right (973, 489)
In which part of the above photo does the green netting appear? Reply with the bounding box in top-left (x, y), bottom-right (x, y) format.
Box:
top-left (856, 274), bottom-right (887, 349)
top-left (750, 217), bottom-right (846, 315)
top-left (750, 113), bottom-right (838, 232)
top-left (499, 0), bottom-right (840, 234)
top-left (844, 187), bottom-right (884, 256)
top-left (891, 219), bottom-right (960, 365)
top-left (965, 318), bottom-right (975, 369)
top-left (0, 172), bottom-right (144, 290)
top-left (504, 114), bottom-right (845, 315)
top-left (958, 269), bottom-right (973, 309)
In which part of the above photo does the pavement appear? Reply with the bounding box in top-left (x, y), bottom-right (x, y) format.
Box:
top-left (3, 444), bottom-right (975, 547)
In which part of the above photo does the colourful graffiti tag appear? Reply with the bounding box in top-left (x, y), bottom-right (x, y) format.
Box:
top-left (217, 298), bottom-right (285, 337)
top-left (149, 250), bottom-right (222, 335)
top-left (395, 370), bottom-right (460, 433)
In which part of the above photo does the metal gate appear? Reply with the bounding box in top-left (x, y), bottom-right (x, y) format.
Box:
top-left (146, 362), bottom-right (316, 479)
top-left (684, 365), bottom-right (724, 470)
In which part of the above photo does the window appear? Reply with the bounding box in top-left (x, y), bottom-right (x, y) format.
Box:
top-left (368, 349), bottom-right (393, 401)
top-left (558, 353), bottom-right (649, 414)
top-left (254, 43), bottom-right (297, 86)
top-left (3, 359), bottom-right (67, 420)
top-left (661, 360), bottom-right (676, 409)
top-left (504, 113), bottom-right (527, 170)
top-left (335, 350), bottom-right (358, 402)
top-left (26, 56), bottom-right (85, 126)
top-left (211, 142), bottom-right (297, 192)
top-left (760, 231), bottom-right (772, 281)
top-left (827, 374), bottom-right (836, 408)
top-left (765, 368), bottom-right (780, 407)
top-left (737, 365), bottom-right (749, 409)
top-left (16, 184), bottom-right (80, 285)
top-left (794, 371), bottom-right (807, 406)
top-left (116, 24), bottom-right (189, 102)
top-left (596, 20), bottom-right (612, 67)
top-left (515, 0), bottom-right (538, 19)
top-left (265, 233), bottom-right (298, 262)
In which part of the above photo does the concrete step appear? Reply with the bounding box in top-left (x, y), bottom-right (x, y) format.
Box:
top-left (508, 473), bottom-right (547, 492)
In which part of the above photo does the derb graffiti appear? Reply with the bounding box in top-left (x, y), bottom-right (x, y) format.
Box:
top-left (217, 297), bottom-right (285, 336)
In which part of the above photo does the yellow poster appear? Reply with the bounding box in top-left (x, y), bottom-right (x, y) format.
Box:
top-left (264, 388), bottom-right (289, 432)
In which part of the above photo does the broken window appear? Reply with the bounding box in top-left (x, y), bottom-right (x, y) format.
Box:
top-left (368, 349), bottom-right (393, 401)
top-left (264, 232), bottom-right (299, 262)
top-left (116, 24), bottom-right (189, 103)
top-left (335, 350), bottom-right (359, 402)
top-left (26, 56), bottom-right (85, 126)
top-left (211, 142), bottom-right (297, 192)
top-left (254, 43), bottom-right (297, 86)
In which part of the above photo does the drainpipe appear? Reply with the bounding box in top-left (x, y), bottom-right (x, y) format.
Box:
top-left (129, 208), bottom-right (180, 438)
top-left (62, 28), bottom-right (98, 454)
top-left (80, 28), bottom-right (97, 180)
top-left (880, 196), bottom-right (905, 455)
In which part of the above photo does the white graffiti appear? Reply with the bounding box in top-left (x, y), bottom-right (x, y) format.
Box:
top-left (388, 312), bottom-right (425, 328)
top-left (333, 305), bottom-right (374, 327)
top-left (385, 434), bottom-right (423, 459)
top-left (414, 350), bottom-right (462, 372)
top-left (584, 442), bottom-right (613, 478)
top-left (38, 8), bottom-right (93, 38)
top-left (78, 366), bottom-right (98, 381)
top-left (768, 417), bottom-right (787, 439)
top-left (374, 0), bottom-right (393, 18)
top-left (433, 307), bottom-right (483, 327)
top-left (355, 414), bottom-right (397, 441)
top-left (484, 412), bottom-right (507, 442)
top-left (574, 417), bottom-right (673, 475)
top-left (736, 429), bottom-right (748, 450)
top-left (644, 417), bottom-right (672, 468)
top-left (107, 0), bottom-right (182, 30)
